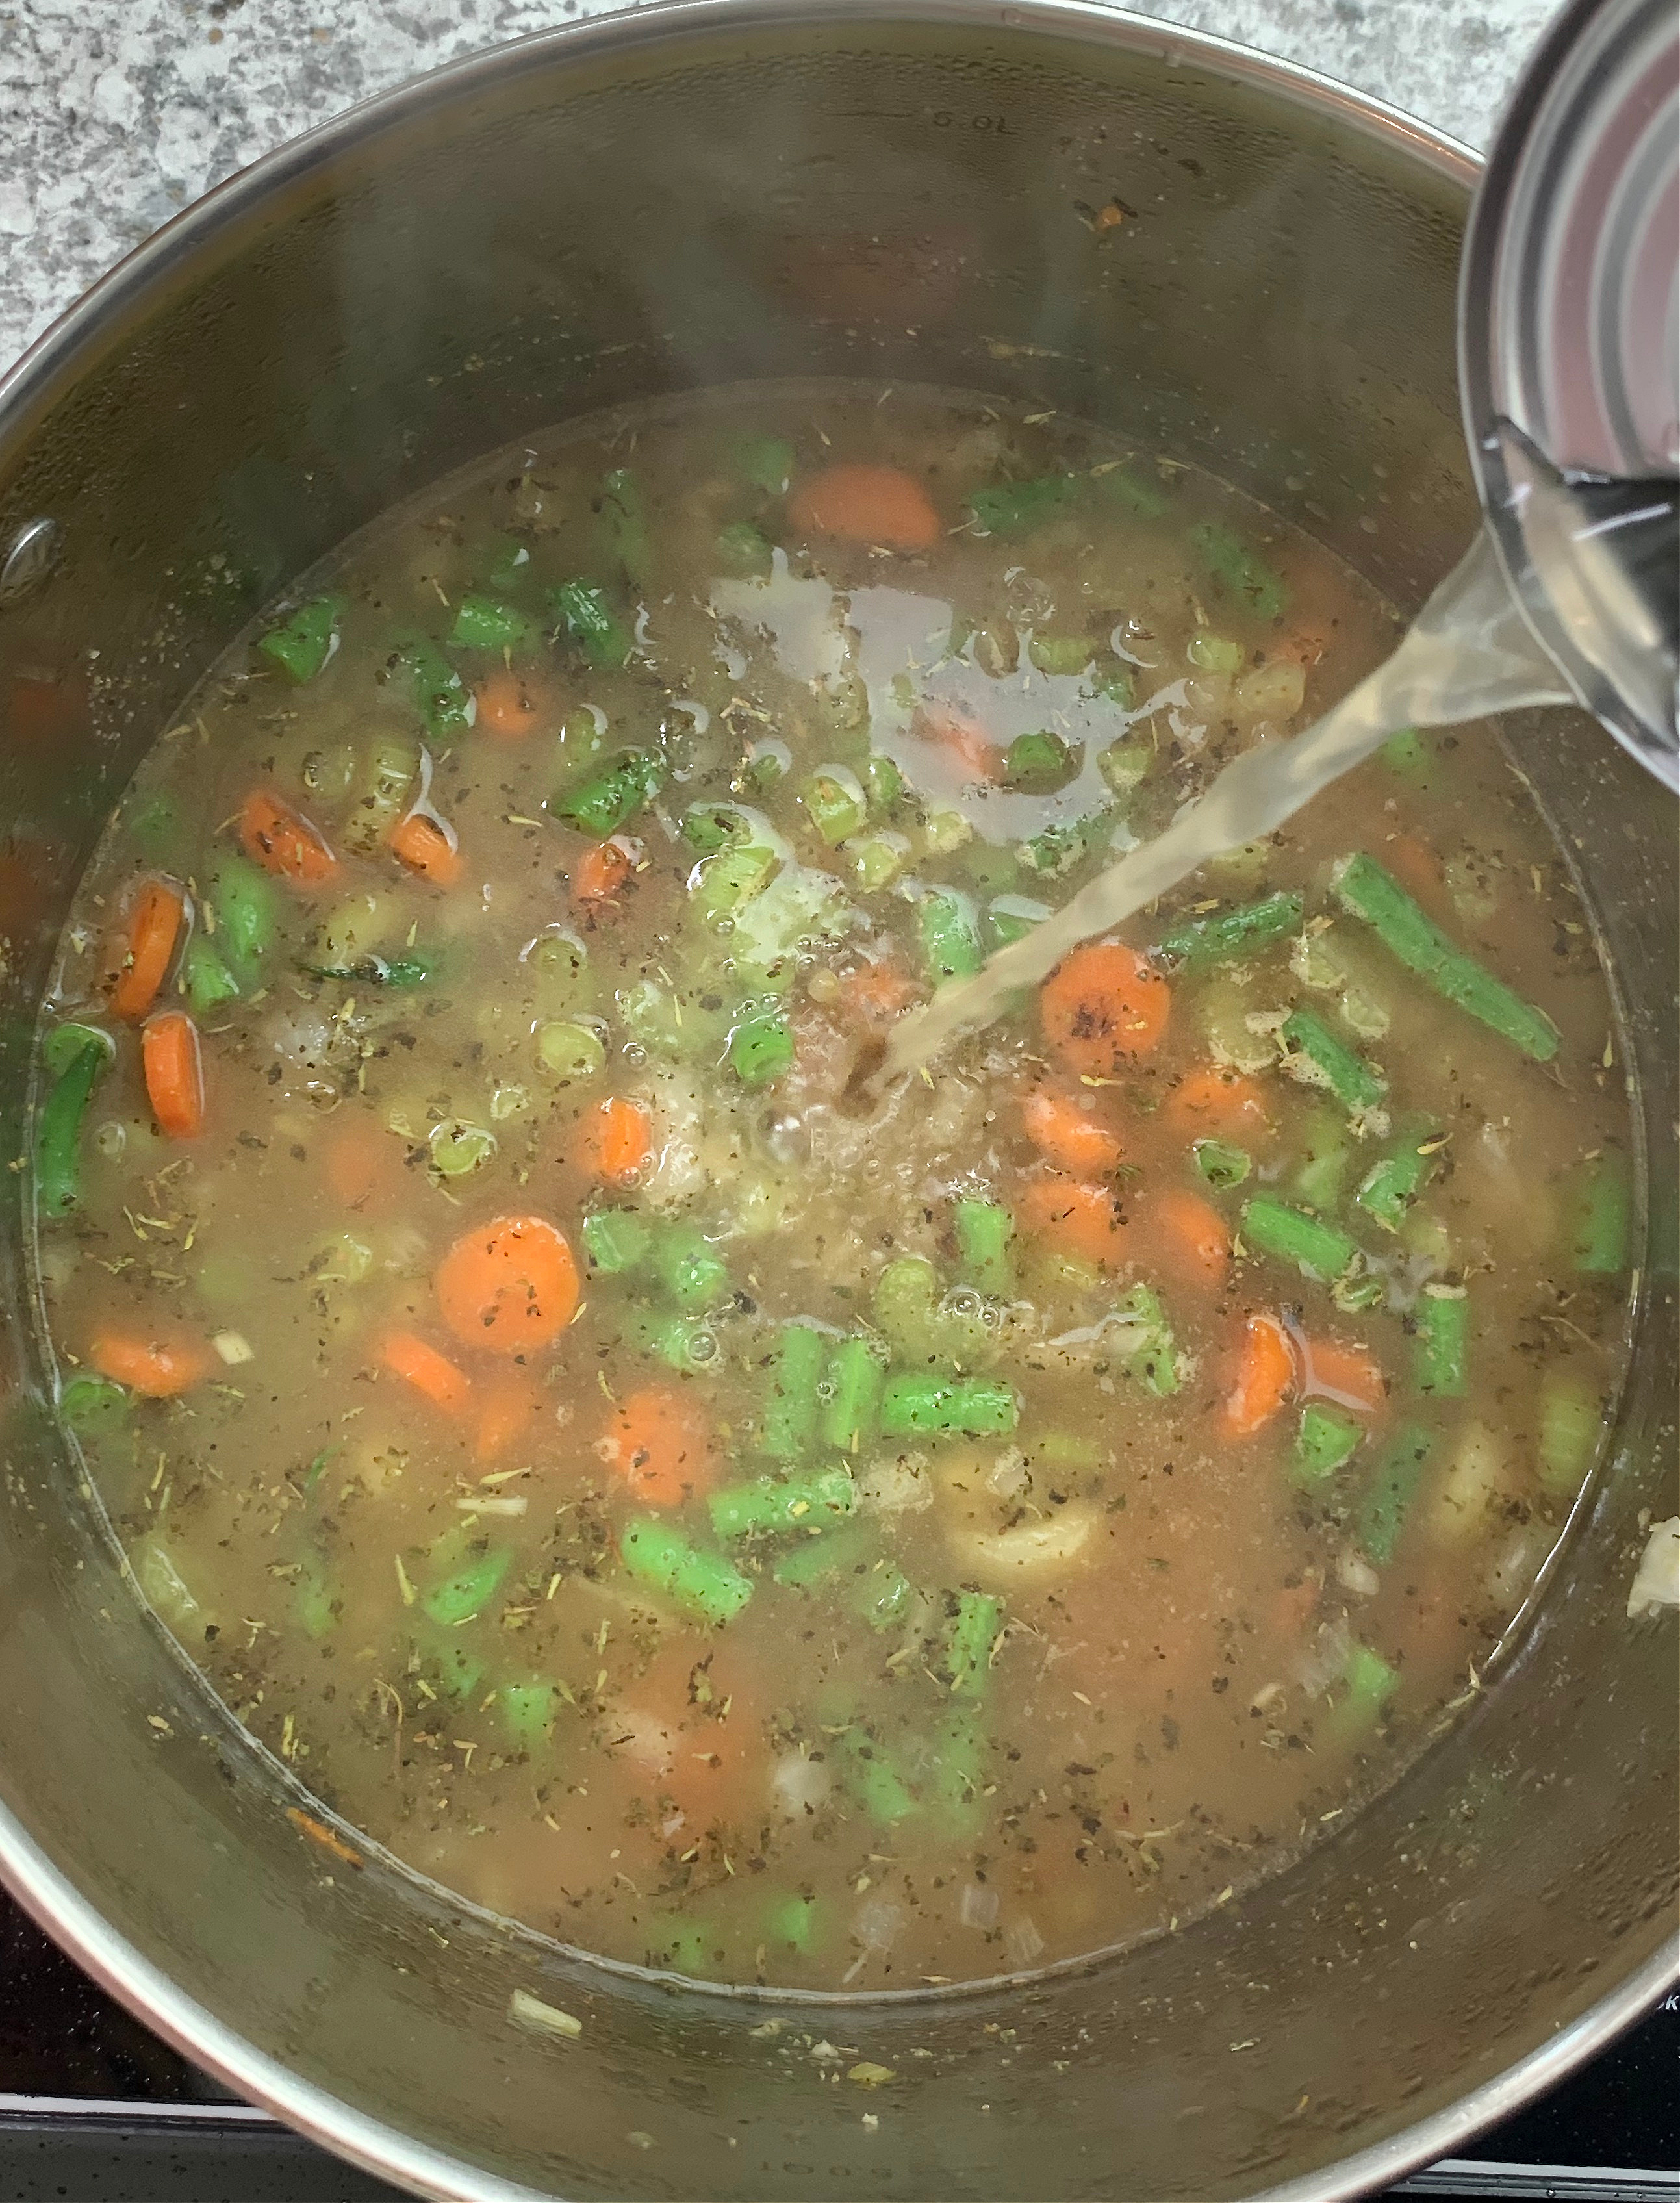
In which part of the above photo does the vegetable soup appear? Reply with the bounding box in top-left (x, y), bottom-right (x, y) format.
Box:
top-left (32, 383), bottom-right (1635, 1993)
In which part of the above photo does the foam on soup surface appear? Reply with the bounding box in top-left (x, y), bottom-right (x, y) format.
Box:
top-left (33, 384), bottom-right (1635, 1991)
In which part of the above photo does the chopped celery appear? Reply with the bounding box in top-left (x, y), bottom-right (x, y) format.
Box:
top-left (848, 832), bottom-right (911, 893)
top-left (1002, 730), bottom-right (1076, 789)
top-left (1414, 1288), bottom-right (1469, 1397)
top-left (872, 1256), bottom-right (991, 1369)
top-left (916, 886), bottom-right (984, 986)
top-left (340, 735), bottom-right (420, 855)
top-left (1188, 519), bottom-right (1289, 621)
top-left (1332, 1643), bottom-right (1399, 1736)
top-left (765, 1894), bottom-right (822, 1954)
top-left (500, 1680), bottom-right (556, 1750)
top-left (1538, 1370), bottom-right (1600, 1497)
top-left (1292, 1404), bottom-right (1362, 1486)
top-left (967, 474), bottom-right (1077, 537)
top-left (1193, 1138), bottom-right (1251, 1190)
top-left (258, 595), bottom-right (342, 683)
top-left (1379, 728), bottom-right (1432, 783)
top-left (797, 766), bottom-right (867, 845)
top-left (1026, 633), bottom-right (1090, 677)
top-left (1566, 1152), bottom-right (1631, 1274)
top-left (733, 433), bottom-right (795, 496)
top-left (1355, 1133), bottom-right (1441, 1232)
top-left (761, 1323), bottom-right (826, 1461)
top-left (1095, 463), bottom-right (1169, 520)
top-left (58, 1372), bottom-right (131, 1435)
top-left (1292, 1106), bottom-right (1353, 1212)
top-left (954, 1197), bottom-right (1015, 1296)
top-left (650, 1224), bottom-right (730, 1313)
top-left (727, 1007), bottom-right (795, 1088)
top-left (448, 594), bottom-right (535, 653)
top-left (536, 1020), bottom-right (606, 1080)
top-left (1018, 809), bottom-right (1112, 878)
top-left (1355, 1425), bottom-right (1432, 1565)
top-left (179, 936), bottom-right (239, 1015)
top-left (709, 1465), bottom-right (855, 1540)
top-left (865, 752), bottom-right (904, 812)
top-left (715, 520), bottom-right (774, 578)
top-left (422, 1544), bottom-right (513, 1627)
top-left (1112, 1282), bottom-right (1179, 1396)
top-left (1187, 631), bottom-right (1245, 674)
top-left (773, 1528), bottom-right (863, 1590)
top-left (634, 1312), bottom-right (722, 1375)
top-left (582, 1208), bottom-right (650, 1275)
top-left (821, 1336), bottom-right (885, 1453)
top-left (681, 802), bottom-right (750, 854)
top-left (1098, 733), bottom-right (1152, 797)
top-left (943, 1590), bottom-right (1002, 1696)
top-left (691, 841), bottom-right (778, 922)
top-left (841, 1727), bottom-right (917, 1826)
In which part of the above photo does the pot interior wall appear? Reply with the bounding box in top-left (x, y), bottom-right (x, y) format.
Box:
top-left (0, 12), bottom-right (1672, 2200)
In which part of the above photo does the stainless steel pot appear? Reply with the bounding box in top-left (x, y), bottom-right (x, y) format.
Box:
top-left (0, 6), bottom-right (1673, 2198)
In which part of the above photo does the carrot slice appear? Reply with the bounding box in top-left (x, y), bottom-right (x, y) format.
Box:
top-left (239, 789), bottom-right (338, 887)
top-left (381, 1329), bottom-right (473, 1416)
top-left (1021, 1086), bottom-right (1123, 1178)
top-left (573, 838), bottom-right (635, 906)
top-left (1041, 941), bottom-right (1171, 1077)
top-left (578, 1096), bottom-right (652, 1186)
top-left (1299, 1334), bottom-right (1386, 1414)
top-left (1149, 1187), bottom-right (1231, 1287)
top-left (474, 671), bottom-right (551, 741)
top-left (435, 1214), bottom-right (579, 1357)
top-left (141, 1010), bottom-right (205, 1140)
top-left (112, 879), bottom-right (185, 1021)
top-left (912, 703), bottom-right (1002, 784)
top-left (325, 1119), bottom-right (401, 1211)
top-left (1384, 832), bottom-right (1445, 908)
top-left (1162, 1065), bottom-right (1272, 1141)
top-left (286, 1807), bottom-right (363, 1870)
top-left (390, 811), bottom-right (462, 887)
top-left (1223, 1313), bottom-right (1295, 1436)
top-left (90, 1332), bottom-right (210, 1397)
top-left (600, 1385), bottom-right (715, 1508)
top-left (1017, 1177), bottom-right (1130, 1270)
top-left (787, 463), bottom-right (941, 553)
top-left (474, 1377), bottom-right (545, 1464)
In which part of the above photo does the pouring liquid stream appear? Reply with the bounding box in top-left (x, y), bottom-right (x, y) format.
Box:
top-left (876, 528), bottom-right (1572, 1084)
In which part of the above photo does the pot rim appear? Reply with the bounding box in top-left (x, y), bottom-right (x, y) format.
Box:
top-left (0, 5), bottom-right (1670, 2200)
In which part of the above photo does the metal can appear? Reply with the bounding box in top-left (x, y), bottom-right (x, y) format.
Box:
top-left (1460, 0), bottom-right (1679, 787)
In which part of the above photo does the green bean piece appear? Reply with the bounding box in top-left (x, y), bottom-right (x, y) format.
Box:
top-left (1112, 1282), bottom-right (1180, 1396)
top-left (1157, 889), bottom-right (1303, 971)
top-left (620, 1516), bottom-right (754, 1625)
top-left (57, 1372), bottom-right (131, 1436)
top-left (765, 1893), bottom-right (822, 1954)
top-left (422, 1544), bottom-right (513, 1628)
top-left (967, 474), bottom-right (1077, 537)
top-left (841, 1728), bottom-right (919, 1827)
top-left (1538, 1370), bottom-right (1601, 1497)
top-left (796, 767), bottom-right (866, 845)
top-left (821, 1336), bottom-right (884, 1453)
top-left (944, 1590), bottom-right (1002, 1696)
top-left (178, 936), bottom-right (240, 1015)
top-left (1193, 1138), bottom-right (1251, 1190)
top-left (600, 467), bottom-right (649, 587)
top-left (650, 1224), bottom-right (730, 1313)
top-left (1355, 1424), bottom-right (1432, 1566)
top-left (1186, 631), bottom-right (1245, 675)
top-left (296, 1558), bottom-right (336, 1642)
top-left (709, 1465), bottom-right (856, 1541)
top-left (1292, 1403), bottom-right (1363, 1487)
top-left (428, 1637), bottom-right (487, 1701)
top-left (257, 594), bottom-right (342, 683)
top-left (1002, 730), bottom-right (1076, 789)
top-left (761, 1323), bottom-right (826, 1462)
top-left (924, 1709), bottom-right (986, 1839)
top-left (680, 802), bottom-right (748, 855)
top-left (1332, 1271), bottom-right (1388, 1316)
top-left (734, 433), bottom-right (795, 496)
top-left (1414, 1288), bottom-right (1468, 1397)
top-left (633, 1311), bottom-right (722, 1377)
top-left (879, 1373), bottom-right (1017, 1438)
top-left (651, 1919), bottom-right (718, 1976)
top-left (1567, 1152), bottom-right (1631, 1274)
top-left (1095, 463), bottom-right (1169, 520)
top-left (715, 520), bottom-right (774, 578)
top-left (692, 843), bottom-right (778, 922)
top-left (395, 635), bottom-right (474, 737)
top-left (986, 893), bottom-right (1049, 949)
top-left (727, 1007), bottom-right (795, 1089)
top-left (207, 855), bottom-right (279, 987)
top-left (1332, 1643), bottom-right (1399, 1737)
top-left (1280, 1008), bottom-right (1388, 1117)
top-left (917, 886), bottom-right (984, 987)
top-left (1241, 1195), bottom-right (1358, 1284)
top-left (954, 1197), bottom-right (1015, 1296)
top-left (872, 1256), bottom-right (991, 1369)
top-left (1355, 1134), bottom-right (1441, 1232)
top-left (35, 1029), bottom-right (109, 1219)
top-left (550, 578), bottom-right (632, 670)
top-left (500, 1680), bottom-right (556, 1750)
top-left (1330, 852), bottom-right (1560, 1062)
top-left (864, 753), bottom-right (904, 812)
top-left (556, 750), bottom-right (663, 838)
top-left (772, 1526), bottom-right (865, 1589)
top-left (482, 535), bottom-right (532, 594)
top-left (1188, 519), bottom-right (1289, 620)
top-left (40, 1021), bottom-right (113, 1078)
top-left (849, 833), bottom-right (910, 893)
top-left (448, 594), bottom-right (535, 654)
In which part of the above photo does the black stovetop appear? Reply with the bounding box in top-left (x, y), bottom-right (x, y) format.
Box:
top-left (0, 1894), bottom-right (1672, 2202)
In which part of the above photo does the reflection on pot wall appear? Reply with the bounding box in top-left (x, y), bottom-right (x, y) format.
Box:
top-left (0, 12), bottom-right (1672, 2203)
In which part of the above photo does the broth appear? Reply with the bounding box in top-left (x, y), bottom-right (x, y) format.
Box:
top-left (31, 383), bottom-right (1635, 1993)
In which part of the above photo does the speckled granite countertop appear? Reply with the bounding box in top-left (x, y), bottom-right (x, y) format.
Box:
top-left (1, 0), bottom-right (1555, 375)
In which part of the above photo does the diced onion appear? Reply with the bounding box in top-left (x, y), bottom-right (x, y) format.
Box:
top-left (212, 1330), bottom-right (254, 1366)
top-left (959, 1882), bottom-right (999, 1929)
